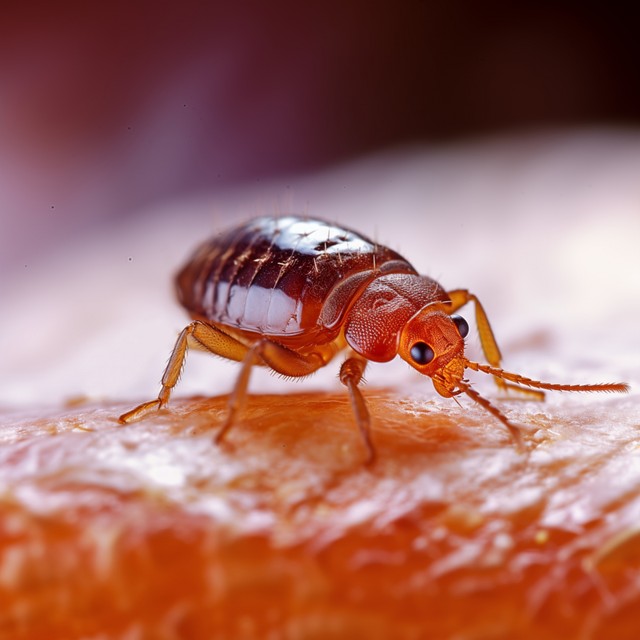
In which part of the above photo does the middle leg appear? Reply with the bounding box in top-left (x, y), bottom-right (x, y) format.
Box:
top-left (214, 338), bottom-right (326, 443)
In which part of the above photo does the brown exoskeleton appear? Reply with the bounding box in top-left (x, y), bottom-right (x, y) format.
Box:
top-left (120, 216), bottom-right (628, 463)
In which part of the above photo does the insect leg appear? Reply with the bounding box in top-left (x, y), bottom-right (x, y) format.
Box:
top-left (215, 340), bottom-right (326, 443)
top-left (118, 321), bottom-right (250, 424)
top-left (446, 289), bottom-right (544, 400)
top-left (339, 356), bottom-right (375, 465)
top-left (446, 289), bottom-right (503, 365)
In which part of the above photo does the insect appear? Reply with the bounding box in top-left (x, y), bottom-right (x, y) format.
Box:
top-left (119, 216), bottom-right (628, 463)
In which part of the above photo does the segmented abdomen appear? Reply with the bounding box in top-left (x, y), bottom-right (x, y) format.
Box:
top-left (175, 216), bottom-right (416, 337)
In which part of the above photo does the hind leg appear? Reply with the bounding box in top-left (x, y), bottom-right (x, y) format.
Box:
top-left (120, 321), bottom-right (327, 428)
top-left (119, 321), bottom-right (253, 423)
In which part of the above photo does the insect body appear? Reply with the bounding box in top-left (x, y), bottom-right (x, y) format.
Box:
top-left (119, 216), bottom-right (628, 463)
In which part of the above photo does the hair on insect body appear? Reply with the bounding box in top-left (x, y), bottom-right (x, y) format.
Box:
top-left (119, 216), bottom-right (629, 464)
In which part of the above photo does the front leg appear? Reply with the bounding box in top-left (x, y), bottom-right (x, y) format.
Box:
top-left (446, 289), bottom-right (545, 400)
top-left (339, 355), bottom-right (375, 465)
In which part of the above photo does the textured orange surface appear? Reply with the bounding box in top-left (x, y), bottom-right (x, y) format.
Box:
top-left (0, 386), bottom-right (638, 639)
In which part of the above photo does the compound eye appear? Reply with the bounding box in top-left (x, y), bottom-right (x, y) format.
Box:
top-left (410, 342), bottom-right (435, 365)
top-left (452, 315), bottom-right (469, 338)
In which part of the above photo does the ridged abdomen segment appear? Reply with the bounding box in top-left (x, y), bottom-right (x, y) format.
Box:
top-left (176, 216), bottom-right (417, 337)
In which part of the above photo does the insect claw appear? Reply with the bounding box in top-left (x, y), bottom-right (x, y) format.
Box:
top-left (507, 422), bottom-right (527, 454)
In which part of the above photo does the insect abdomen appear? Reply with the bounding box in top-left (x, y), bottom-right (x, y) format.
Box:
top-left (176, 216), bottom-right (416, 336)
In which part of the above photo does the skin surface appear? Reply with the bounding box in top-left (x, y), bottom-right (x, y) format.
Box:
top-left (2, 135), bottom-right (638, 639)
top-left (0, 385), bottom-right (637, 639)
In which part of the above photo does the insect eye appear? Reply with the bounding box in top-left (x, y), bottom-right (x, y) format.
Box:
top-left (410, 342), bottom-right (435, 365)
top-left (452, 315), bottom-right (469, 338)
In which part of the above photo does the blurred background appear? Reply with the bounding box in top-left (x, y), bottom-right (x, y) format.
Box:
top-left (1, 0), bottom-right (639, 406)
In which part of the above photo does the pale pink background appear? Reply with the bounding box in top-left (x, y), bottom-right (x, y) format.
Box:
top-left (2, 132), bottom-right (639, 408)
top-left (1, 3), bottom-right (639, 408)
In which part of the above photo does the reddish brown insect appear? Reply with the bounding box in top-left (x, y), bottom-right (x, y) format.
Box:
top-left (119, 216), bottom-right (629, 463)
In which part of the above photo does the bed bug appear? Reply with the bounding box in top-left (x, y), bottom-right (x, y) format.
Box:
top-left (119, 215), bottom-right (629, 463)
